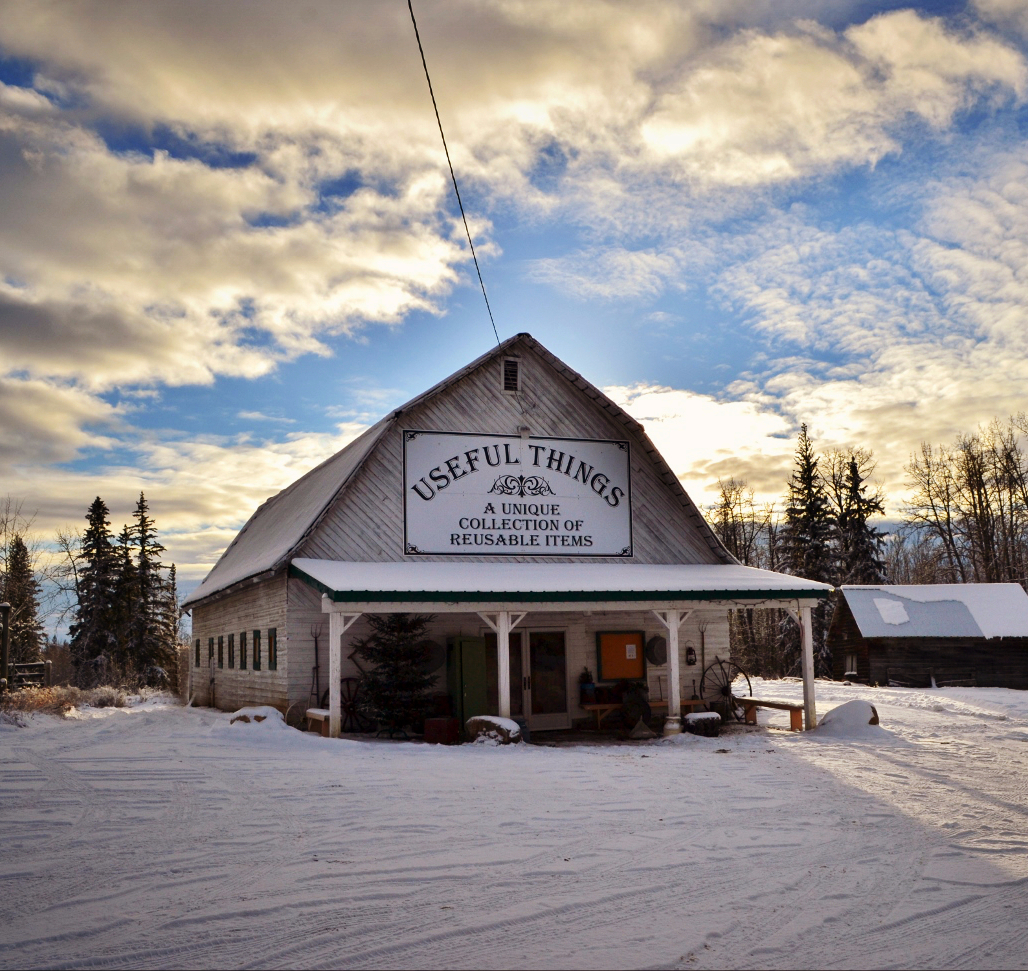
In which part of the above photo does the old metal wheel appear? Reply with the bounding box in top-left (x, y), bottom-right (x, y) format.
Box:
top-left (320, 676), bottom-right (374, 733)
top-left (699, 657), bottom-right (752, 722)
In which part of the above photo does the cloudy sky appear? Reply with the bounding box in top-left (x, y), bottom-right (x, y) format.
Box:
top-left (3, 0), bottom-right (1028, 594)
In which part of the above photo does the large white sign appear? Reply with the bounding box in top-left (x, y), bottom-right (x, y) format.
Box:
top-left (402, 431), bottom-right (633, 556)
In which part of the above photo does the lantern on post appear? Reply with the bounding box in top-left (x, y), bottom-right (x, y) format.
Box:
top-left (685, 642), bottom-right (697, 666)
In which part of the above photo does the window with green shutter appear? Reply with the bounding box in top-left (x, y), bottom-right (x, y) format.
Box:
top-left (239, 630), bottom-right (247, 670)
top-left (268, 628), bottom-right (277, 670)
top-left (228, 633), bottom-right (235, 669)
top-left (253, 629), bottom-right (262, 671)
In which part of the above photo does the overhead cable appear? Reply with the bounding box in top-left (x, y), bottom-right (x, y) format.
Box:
top-left (407, 0), bottom-right (501, 348)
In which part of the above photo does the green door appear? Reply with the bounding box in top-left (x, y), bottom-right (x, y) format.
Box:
top-left (447, 636), bottom-right (488, 733)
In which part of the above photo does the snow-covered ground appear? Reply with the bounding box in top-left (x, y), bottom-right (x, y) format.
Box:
top-left (3, 681), bottom-right (1028, 970)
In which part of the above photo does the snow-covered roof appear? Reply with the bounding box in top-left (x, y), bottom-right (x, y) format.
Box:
top-left (290, 559), bottom-right (832, 604)
top-left (183, 418), bottom-right (390, 606)
top-left (183, 333), bottom-right (734, 608)
top-left (841, 584), bottom-right (1028, 640)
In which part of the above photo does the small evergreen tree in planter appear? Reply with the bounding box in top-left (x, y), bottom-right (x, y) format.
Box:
top-left (354, 614), bottom-right (437, 737)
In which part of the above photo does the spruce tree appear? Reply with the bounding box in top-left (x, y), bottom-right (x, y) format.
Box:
top-left (112, 524), bottom-right (137, 670)
top-left (837, 456), bottom-right (886, 585)
top-left (783, 425), bottom-right (835, 583)
top-left (4, 535), bottom-right (44, 664)
top-left (126, 493), bottom-right (174, 683)
top-left (70, 497), bottom-right (118, 673)
top-left (354, 614), bottom-right (437, 735)
top-left (157, 564), bottom-right (181, 690)
top-left (781, 426), bottom-right (836, 677)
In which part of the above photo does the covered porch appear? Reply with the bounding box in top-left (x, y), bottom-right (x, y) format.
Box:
top-left (290, 559), bottom-right (832, 738)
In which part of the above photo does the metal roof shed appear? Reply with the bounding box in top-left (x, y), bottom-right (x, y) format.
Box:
top-left (830, 584), bottom-right (1028, 688)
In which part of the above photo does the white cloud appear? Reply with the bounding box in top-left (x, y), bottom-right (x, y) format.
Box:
top-left (5, 422), bottom-right (369, 587)
top-left (0, 378), bottom-right (123, 465)
top-left (680, 147), bottom-right (1028, 513)
top-left (236, 411), bottom-right (296, 424)
top-left (530, 247), bottom-right (684, 300)
top-left (973, 0), bottom-right (1028, 41)
top-left (0, 5), bottom-right (1016, 402)
top-left (606, 384), bottom-right (795, 507)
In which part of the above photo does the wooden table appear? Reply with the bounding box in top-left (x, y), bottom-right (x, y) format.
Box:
top-left (581, 698), bottom-right (708, 730)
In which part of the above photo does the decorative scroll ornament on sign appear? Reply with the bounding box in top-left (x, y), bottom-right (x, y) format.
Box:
top-left (488, 474), bottom-right (556, 498)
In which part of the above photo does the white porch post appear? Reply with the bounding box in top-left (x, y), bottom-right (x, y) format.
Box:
top-left (496, 611), bottom-right (511, 720)
top-left (799, 604), bottom-right (817, 730)
top-left (328, 609), bottom-right (342, 737)
top-left (323, 597), bottom-right (361, 739)
top-left (477, 611), bottom-right (526, 720)
top-left (653, 609), bottom-right (691, 736)
top-left (666, 610), bottom-right (682, 735)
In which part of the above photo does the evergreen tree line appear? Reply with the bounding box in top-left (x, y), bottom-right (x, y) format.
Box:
top-left (712, 425), bottom-right (886, 680)
top-left (68, 493), bottom-right (180, 687)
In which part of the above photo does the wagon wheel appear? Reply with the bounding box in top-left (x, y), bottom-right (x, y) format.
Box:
top-left (699, 657), bottom-right (752, 722)
top-left (319, 677), bottom-right (375, 733)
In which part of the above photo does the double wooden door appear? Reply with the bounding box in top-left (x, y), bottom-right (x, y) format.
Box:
top-left (485, 629), bottom-right (570, 731)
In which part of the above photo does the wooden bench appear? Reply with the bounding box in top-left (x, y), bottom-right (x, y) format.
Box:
top-left (736, 697), bottom-right (805, 731)
top-left (305, 707), bottom-right (330, 737)
top-left (580, 698), bottom-right (707, 731)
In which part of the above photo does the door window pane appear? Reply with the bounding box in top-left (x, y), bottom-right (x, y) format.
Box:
top-left (530, 631), bottom-right (567, 716)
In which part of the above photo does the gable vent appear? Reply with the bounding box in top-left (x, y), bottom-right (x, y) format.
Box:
top-left (502, 358), bottom-right (521, 393)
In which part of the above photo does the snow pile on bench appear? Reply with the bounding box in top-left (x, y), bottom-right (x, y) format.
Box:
top-left (228, 706), bottom-right (288, 729)
top-left (816, 700), bottom-right (885, 739)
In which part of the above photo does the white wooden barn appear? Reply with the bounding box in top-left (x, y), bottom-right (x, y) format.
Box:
top-left (182, 334), bottom-right (829, 735)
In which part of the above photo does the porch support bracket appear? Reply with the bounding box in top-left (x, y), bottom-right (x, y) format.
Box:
top-left (477, 611), bottom-right (526, 720)
top-left (652, 609), bottom-right (692, 736)
top-left (324, 596), bottom-right (362, 738)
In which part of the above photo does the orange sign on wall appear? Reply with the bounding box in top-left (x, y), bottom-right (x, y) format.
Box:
top-left (596, 631), bottom-right (645, 681)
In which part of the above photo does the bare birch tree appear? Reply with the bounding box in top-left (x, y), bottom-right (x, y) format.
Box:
top-left (905, 417), bottom-right (1028, 587)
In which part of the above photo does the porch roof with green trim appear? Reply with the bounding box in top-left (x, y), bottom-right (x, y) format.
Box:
top-left (290, 558), bottom-right (832, 606)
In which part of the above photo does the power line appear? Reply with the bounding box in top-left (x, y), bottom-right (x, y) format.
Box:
top-left (407, 0), bottom-right (501, 348)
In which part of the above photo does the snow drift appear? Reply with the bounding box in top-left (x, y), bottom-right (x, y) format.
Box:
top-left (817, 699), bottom-right (886, 739)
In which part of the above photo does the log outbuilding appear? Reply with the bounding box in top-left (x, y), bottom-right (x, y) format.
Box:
top-left (829, 584), bottom-right (1028, 688)
top-left (183, 334), bottom-right (830, 734)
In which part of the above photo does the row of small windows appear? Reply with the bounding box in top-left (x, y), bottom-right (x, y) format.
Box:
top-left (194, 628), bottom-right (277, 671)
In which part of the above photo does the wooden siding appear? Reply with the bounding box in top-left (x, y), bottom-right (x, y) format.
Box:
top-left (828, 598), bottom-right (871, 682)
top-left (286, 576), bottom-right (336, 710)
top-left (190, 576), bottom-right (289, 712)
top-left (864, 638), bottom-right (1028, 689)
top-left (829, 596), bottom-right (1028, 688)
top-left (297, 343), bottom-right (722, 566)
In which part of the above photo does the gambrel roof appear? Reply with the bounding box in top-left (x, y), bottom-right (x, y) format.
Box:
top-left (184, 333), bottom-right (735, 608)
